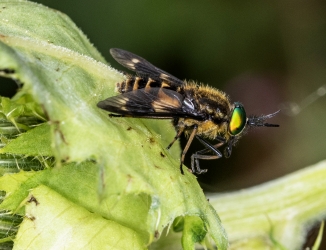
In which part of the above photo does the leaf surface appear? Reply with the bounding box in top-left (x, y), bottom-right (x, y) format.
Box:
top-left (0, 1), bottom-right (227, 249)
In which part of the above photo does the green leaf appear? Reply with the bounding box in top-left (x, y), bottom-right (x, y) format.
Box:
top-left (0, 0), bottom-right (227, 249)
top-left (181, 216), bottom-right (207, 249)
top-left (0, 95), bottom-right (45, 131)
top-left (1, 123), bottom-right (52, 156)
top-left (14, 185), bottom-right (145, 250)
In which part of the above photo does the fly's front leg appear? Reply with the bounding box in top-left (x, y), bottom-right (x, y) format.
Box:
top-left (191, 153), bottom-right (222, 174)
top-left (191, 136), bottom-right (225, 174)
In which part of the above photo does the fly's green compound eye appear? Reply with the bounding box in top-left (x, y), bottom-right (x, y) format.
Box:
top-left (229, 103), bottom-right (246, 136)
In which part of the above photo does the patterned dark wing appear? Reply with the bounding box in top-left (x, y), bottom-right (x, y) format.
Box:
top-left (110, 48), bottom-right (184, 88)
top-left (97, 87), bottom-right (198, 118)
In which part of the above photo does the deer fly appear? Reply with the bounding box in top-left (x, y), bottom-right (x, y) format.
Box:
top-left (97, 48), bottom-right (279, 174)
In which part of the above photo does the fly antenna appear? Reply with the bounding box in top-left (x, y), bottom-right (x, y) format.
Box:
top-left (247, 110), bottom-right (280, 127)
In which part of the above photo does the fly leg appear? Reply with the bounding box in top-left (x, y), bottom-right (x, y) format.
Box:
top-left (190, 136), bottom-right (225, 174)
top-left (166, 127), bottom-right (185, 150)
top-left (178, 125), bottom-right (198, 174)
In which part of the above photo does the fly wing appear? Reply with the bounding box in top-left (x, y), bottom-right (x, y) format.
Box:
top-left (110, 48), bottom-right (185, 88)
top-left (98, 88), bottom-right (197, 118)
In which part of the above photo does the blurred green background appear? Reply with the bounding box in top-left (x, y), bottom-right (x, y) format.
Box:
top-left (1, 0), bottom-right (325, 247)
top-left (2, 0), bottom-right (326, 189)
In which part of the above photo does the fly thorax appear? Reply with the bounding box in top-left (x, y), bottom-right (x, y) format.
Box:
top-left (196, 120), bottom-right (221, 139)
top-left (202, 103), bottom-right (214, 115)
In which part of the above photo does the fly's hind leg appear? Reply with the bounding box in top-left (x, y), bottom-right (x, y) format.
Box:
top-left (166, 127), bottom-right (185, 150)
top-left (167, 118), bottom-right (184, 150)
top-left (191, 136), bottom-right (225, 174)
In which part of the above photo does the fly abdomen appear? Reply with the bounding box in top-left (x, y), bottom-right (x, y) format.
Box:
top-left (116, 77), bottom-right (143, 93)
top-left (116, 76), bottom-right (174, 94)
